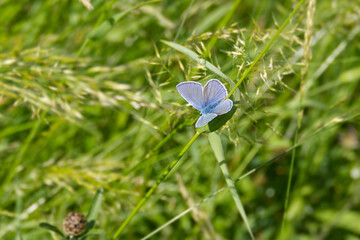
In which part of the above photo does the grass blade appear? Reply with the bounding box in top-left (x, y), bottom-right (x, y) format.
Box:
top-left (78, 0), bottom-right (162, 56)
top-left (208, 132), bottom-right (255, 240)
top-left (112, 132), bottom-right (201, 239)
top-left (161, 40), bottom-right (231, 81)
top-left (161, 40), bottom-right (240, 99)
top-left (206, 0), bottom-right (242, 55)
top-left (226, 0), bottom-right (306, 99)
top-left (78, 187), bottom-right (104, 240)
top-left (86, 187), bottom-right (104, 224)
top-left (87, 0), bottom-right (161, 40)
top-left (39, 223), bottom-right (65, 238)
top-left (140, 113), bottom-right (358, 239)
top-left (0, 119), bottom-right (42, 197)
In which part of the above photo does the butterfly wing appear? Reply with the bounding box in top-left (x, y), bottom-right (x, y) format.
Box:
top-left (195, 113), bottom-right (217, 128)
top-left (213, 99), bottom-right (233, 115)
top-left (176, 81), bottom-right (204, 111)
top-left (203, 79), bottom-right (227, 107)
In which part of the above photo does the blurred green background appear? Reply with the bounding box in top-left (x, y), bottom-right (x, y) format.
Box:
top-left (0, 0), bottom-right (359, 239)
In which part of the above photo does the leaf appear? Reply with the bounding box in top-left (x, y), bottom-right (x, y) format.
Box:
top-left (208, 132), bottom-right (255, 240)
top-left (78, 187), bottom-right (104, 240)
top-left (39, 222), bottom-right (65, 238)
top-left (86, 187), bottom-right (104, 223)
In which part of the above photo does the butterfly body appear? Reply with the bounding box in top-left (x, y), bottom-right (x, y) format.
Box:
top-left (176, 79), bottom-right (233, 128)
top-left (201, 100), bottom-right (221, 114)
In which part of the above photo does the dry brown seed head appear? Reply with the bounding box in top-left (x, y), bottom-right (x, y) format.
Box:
top-left (63, 212), bottom-right (87, 237)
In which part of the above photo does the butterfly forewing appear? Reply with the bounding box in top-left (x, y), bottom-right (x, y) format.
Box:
top-left (203, 79), bottom-right (227, 107)
top-left (176, 82), bottom-right (204, 111)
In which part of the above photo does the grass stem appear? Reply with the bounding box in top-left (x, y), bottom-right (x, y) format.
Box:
top-left (226, 0), bottom-right (306, 99)
top-left (112, 132), bottom-right (201, 239)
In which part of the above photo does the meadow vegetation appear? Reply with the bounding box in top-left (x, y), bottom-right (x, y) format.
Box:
top-left (0, 0), bottom-right (359, 239)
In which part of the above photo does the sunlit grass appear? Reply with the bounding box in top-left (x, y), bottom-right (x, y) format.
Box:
top-left (0, 0), bottom-right (359, 239)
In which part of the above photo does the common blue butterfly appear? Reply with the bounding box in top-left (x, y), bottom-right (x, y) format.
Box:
top-left (176, 79), bottom-right (233, 128)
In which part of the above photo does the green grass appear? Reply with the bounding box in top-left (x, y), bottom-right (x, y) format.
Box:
top-left (1, 0), bottom-right (360, 239)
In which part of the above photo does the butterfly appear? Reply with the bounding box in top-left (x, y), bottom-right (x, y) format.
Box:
top-left (176, 79), bottom-right (233, 128)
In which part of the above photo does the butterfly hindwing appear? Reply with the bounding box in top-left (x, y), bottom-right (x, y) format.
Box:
top-left (213, 99), bottom-right (233, 115)
top-left (176, 81), bottom-right (204, 111)
top-left (195, 113), bottom-right (218, 128)
top-left (203, 79), bottom-right (227, 107)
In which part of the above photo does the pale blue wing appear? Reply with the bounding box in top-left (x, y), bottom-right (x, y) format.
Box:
top-left (176, 81), bottom-right (204, 111)
top-left (203, 79), bottom-right (227, 107)
top-left (195, 113), bottom-right (217, 128)
top-left (213, 99), bottom-right (233, 115)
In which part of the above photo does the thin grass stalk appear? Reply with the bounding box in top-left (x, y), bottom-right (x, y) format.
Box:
top-left (125, 119), bottom-right (194, 174)
top-left (174, 0), bottom-right (196, 42)
top-left (280, 0), bottom-right (316, 238)
top-left (112, 132), bottom-right (201, 239)
top-left (77, 0), bottom-right (161, 56)
top-left (77, 0), bottom-right (117, 56)
top-left (208, 132), bottom-right (255, 240)
top-left (205, 0), bottom-right (242, 56)
top-left (303, 25), bottom-right (360, 92)
top-left (156, 0), bottom-right (195, 83)
top-left (115, 0), bottom-right (306, 237)
top-left (226, 0), bottom-right (306, 99)
top-left (140, 112), bottom-right (357, 239)
top-left (112, 1), bottom-right (198, 236)
top-left (0, 119), bottom-right (42, 197)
